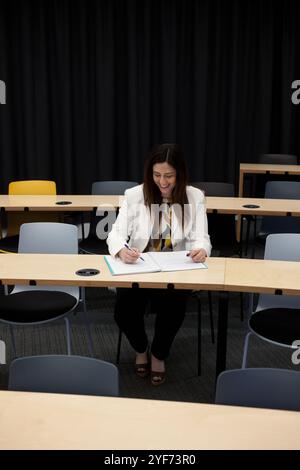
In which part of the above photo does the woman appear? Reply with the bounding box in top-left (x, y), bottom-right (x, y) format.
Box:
top-left (107, 143), bottom-right (211, 385)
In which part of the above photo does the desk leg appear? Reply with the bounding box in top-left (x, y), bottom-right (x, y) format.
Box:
top-left (236, 170), bottom-right (244, 242)
top-left (216, 292), bottom-right (229, 381)
top-left (0, 208), bottom-right (7, 238)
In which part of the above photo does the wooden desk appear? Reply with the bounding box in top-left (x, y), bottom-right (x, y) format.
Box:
top-left (2, 194), bottom-right (300, 216)
top-left (0, 195), bottom-right (123, 212)
top-left (0, 391), bottom-right (299, 450)
top-left (0, 254), bottom-right (225, 291)
top-left (238, 163), bottom-right (300, 198)
top-left (0, 254), bottom-right (225, 378)
top-left (206, 196), bottom-right (300, 216)
top-left (225, 258), bottom-right (300, 296)
top-left (207, 196), bottom-right (300, 245)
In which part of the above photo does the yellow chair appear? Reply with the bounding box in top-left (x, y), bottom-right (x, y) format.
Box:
top-left (0, 180), bottom-right (58, 253)
top-left (8, 180), bottom-right (56, 195)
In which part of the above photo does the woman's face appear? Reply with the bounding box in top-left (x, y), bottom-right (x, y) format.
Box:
top-left (153, 162), bottom-right (177, 198)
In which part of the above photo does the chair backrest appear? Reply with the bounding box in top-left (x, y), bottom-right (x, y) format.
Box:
top-left (92, 181), bottom-right (139, 195)
top-left (8, 355), bottom-right (119, 397)
top-left (264, 233), bottom-right (300, 262)
top-left (9, 180), bottom-right (57, 195)
top-left (18, 222), bottom-right (78, 254)
top-left (259, 154), bottom-right (298, 165)
top-left (14, 222), bottom-right (79, 296)
top-left (255, 233), bottom-right (300, 311)
top-left (7, 180), bottom-right (58, 236)
top-left (191, 182), bottom-right (234, 197)
top-left (260, 181), bottom-right (300, 236)
top-left (88, 181), bottom-right (139, 240)
top-left (215, 368), bottom-right (300, 411)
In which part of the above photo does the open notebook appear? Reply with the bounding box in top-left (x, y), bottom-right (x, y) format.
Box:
top-left (104, 250), bottom-right (207, 275)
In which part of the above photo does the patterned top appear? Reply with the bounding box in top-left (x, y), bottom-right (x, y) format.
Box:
top-left (147, 199), bottom-right (173, 252)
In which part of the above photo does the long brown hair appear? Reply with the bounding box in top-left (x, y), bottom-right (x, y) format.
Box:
top-left (143, 143), bottom-right (188, 208)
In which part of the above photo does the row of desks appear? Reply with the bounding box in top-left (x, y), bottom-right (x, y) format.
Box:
top-left (0, 194), bottom-right (300, 216)
top-left (1, 254), bottom-right (299, 295)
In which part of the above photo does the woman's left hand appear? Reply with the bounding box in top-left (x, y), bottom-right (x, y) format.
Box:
top-left (187, 248), bottom-right (207, 263)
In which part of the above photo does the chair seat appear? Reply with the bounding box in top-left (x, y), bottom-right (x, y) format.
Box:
top-left (0, 291), bottom-right (77, 323)
top-left (249, 308), bottom-right (300, 346)
top-left (0, 235), bottom-right (19, 253)
top-left (79, 236), bottom-right (108, 254)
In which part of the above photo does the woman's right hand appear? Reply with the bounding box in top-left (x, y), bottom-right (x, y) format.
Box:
top-left (118, 247), bottom-right (140, 264)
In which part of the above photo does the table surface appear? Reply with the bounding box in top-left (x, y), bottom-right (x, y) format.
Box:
top-left (240, 163), bottom-right (300, 174)
top-left (0, 391), bottom-right (299, 450)
top-left (1, 254), bottom-right (300, 296)
top-left (224, 257), bottom-right (300, 295)
top-left (1, 194), bottom-right (300, 217)
top-left (0, 253), bottom-right (226, 290)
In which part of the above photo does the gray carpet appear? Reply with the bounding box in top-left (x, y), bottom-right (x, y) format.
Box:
top-left (0, 286), bottom-right (296, 403)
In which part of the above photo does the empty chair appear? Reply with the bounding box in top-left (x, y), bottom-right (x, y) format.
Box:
top-left (193, 182), bottom-right (235, 198)
top-left (79, 181), bottom-right (139, 255)
top-left (8, 355), bottom-right (119, 397)
top-left (242, 233), bottom-right (300, 368)
top-left (215, 368), bottom-right (300, 411)
top-left (0, 222), bottom-right (94, 357)
top-left (0, 180), bottom-right (58, 254)
top-left (258, 181), bottom-right (300, 241)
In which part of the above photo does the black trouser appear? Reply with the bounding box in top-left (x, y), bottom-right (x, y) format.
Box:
top-left (114, 288), bottom-right (189, 360)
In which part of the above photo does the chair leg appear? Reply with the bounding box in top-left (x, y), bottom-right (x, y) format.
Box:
top-left (208, 291), bottom-right (215, 344)
top-left (9, 325), bottom-right (17, 358)
top-left (116, 329), bottom-right (122, 364)
top-left (197, 295), bottom-right (202, 376)
top-left (240, 292), bottom-right (244, 322)
top-left (81, 287), bottom-right (94, 357)
top-left (242, 331), bottom-right (252, 368)
top-left (64, 317), bottom-right (72, 355)
top-left (81, 212), bottom-right (85, 239)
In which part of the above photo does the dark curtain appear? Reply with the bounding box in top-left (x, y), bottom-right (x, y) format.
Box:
top-left (0, 0), bottom-right (299, 194)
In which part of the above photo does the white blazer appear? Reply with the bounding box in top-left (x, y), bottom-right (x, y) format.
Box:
top-left (107, 184), bottom-right (211, 257)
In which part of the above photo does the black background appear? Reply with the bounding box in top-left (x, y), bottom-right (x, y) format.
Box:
top-left (0, 0), bottom-right (300, 193)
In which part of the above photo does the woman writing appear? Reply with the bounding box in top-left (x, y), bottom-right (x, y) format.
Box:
top-left (107, 143), bottom-right (211, 385)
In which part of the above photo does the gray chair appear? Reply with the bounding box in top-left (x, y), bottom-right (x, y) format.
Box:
top-left (193, 182), bottom-right (235, 198)
top-left (8, 355), bottom-right (119, 396)
top-left (215, 368), bottom-right (300, 411)
top-left (258, 181), bottom-right (300, 241)
top-left (242, 233), bottom-right (300, 368)
top-left (79, 181), bottom-right (139, 254)
top-left (0, 222), bottom-right (94, 357)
